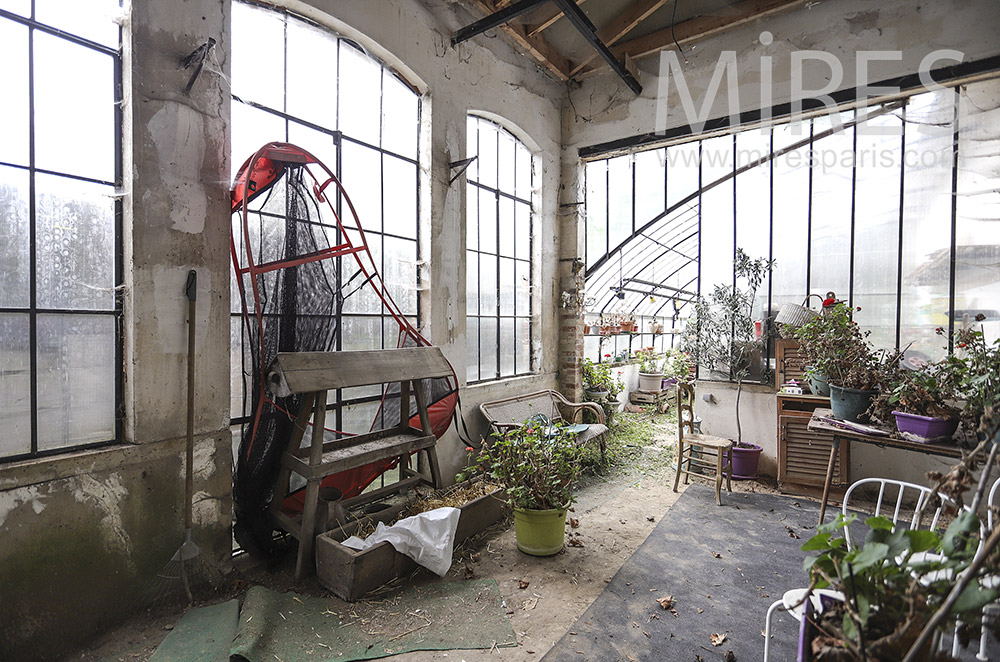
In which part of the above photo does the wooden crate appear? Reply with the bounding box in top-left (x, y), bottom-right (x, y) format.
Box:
top-left (315, 485), bottom-right (507, 601)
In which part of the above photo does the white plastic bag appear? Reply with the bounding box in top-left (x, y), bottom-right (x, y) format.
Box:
top-left (341, 506), bottom-right (461, 576)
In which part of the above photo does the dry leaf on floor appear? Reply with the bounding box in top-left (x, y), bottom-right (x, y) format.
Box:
top-left (656, 596), bottom-right (674, 610)
top-left (712, 551), bottom-right (722, 559)
top-left (518, 580), bottom-right (530, 590)
top-left (785, 525), bottom-right (800, 539)
top-left (710, 633), bottom-right (727, 646)
top-left (643, 631), bottom-right (650, 639)
top-left (569, 518), bottom-right (580, 528)
top-left (646, 516), bottom-right (655, 522)
top-left (568, 537), bottom-right (584, 547)
top-left (724, 651), bottom-right (736, 662)
top-left (697, 608), bottom-right (704, 614)
top-left (522, 598), bottom-right (538, 611)
top-left (464, 565), bottom-right (475, 579)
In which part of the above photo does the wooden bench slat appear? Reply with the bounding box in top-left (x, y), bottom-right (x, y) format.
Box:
top-left (281, 432), bottom-right (436, 479)
top-left (268, 347), bottom-right (453, 396)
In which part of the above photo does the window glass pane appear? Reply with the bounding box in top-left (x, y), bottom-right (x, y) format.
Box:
top-left (477, 121), bottom-right (497, 190)
top-left (383, 236), bottom-right (416, 315)
top-left (35, 174), bottom-right (115, 311)
top-left (465, 117), bottom-right (479, 182)
top-left (342, 235), bottom-right (382, 314)
top-left (341, 140), bottom-right (382, 233)
top-left (34, 33), bottom-right (115, 181)
top-left (339, 42), bottom-right (381, 146)
top-left (956, 80), bottom-right (1000, 347)
top-left (771, 124), bottom-right (810, 312)
top-left (0, 21), bottom-right (28, 166)
top-left (36, 314), bottom-right (115, 451)
top-left (498, 196), bottom-right (515, 257)
top-left (515, 260), bottom-right (530, 317)
top-left (853, 113), bottom-right (902, 349)
top-left (465, 316), bottom-right (479, 382)
top-left (666, 142), bottom-right (699, 209)
top-left (809, 113), bottom-right (854, 303)
top-left (36, 0), bottom-right (120, 48)
top-left (515, 318), bottom-right (530, 374)
top-left (0, 0), bottom-right (30, 16)
top-left (286, 18), bottom-right (337, 127)
top-left (478, 188), bottom-right (496, 254)
top-left (699, 135), bottom-right (734, 293)
top-left (479, 253), bottom-right (497, 316)
top-left (479, 317), bottom-right (498, 381)
top-left (499, 257), bottom-right (515, 316)
top-left (0, 314), bottom-right (31, 457)
top-left (634, 149), bottom-right (665, 228)
top-left (231, 2), bottom-right (285, 109)
top-left (735, 130), bottom-right (771, 321)
top-left (466, 250), bottom-right (478, 316)
top-left (515, 144), bottom-right (531, 200)
top-left (341, 400), bottom-right (380, 435)
top-left (465, 184), bottom-right (478, 251)
top-left (341, 315), bottom-right (381, 351)
top-left (382, 71), bottom-right (418, 159)
top-left (607, 155), bottom-right (632, 251)
top-left (499, 318), bottom-right (515, 377)
top-left (586, 161), bottom-right (607, 267)
top-left (231, 101), bottom-right (286, 179)
top-left (0, 167), bottom-right (30, 308)
top-left (498, 130), bottom-right (515, 195)
top-left (900, 90), bottom-right (955, 361)
top-left (287, 122), bottom-right (337, 177)
top-left (230, 317), bottom-right (251, 420)
top-left (514, 201), bottom-right (530, 261)
top-left (383, 155), bottom-right (417, 239)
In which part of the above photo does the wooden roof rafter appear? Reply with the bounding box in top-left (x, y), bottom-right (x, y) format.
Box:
top-left (459, 0), bottom-right (574, 80)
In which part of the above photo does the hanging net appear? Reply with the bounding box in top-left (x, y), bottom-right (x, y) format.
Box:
top-left (230, 142), bottom-right (458, 556)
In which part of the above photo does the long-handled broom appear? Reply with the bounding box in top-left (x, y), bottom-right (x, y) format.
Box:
top-left (172, 269), bottom-right (201, 601)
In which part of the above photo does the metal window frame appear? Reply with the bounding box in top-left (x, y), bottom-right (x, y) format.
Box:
top-left (0, 2), bottom-right (123, 463)
top-left (228, 3), bottom-right (422, 429)
top-left (466, 115), bottom-right (535, 384)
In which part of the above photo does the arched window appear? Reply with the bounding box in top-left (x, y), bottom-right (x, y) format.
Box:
top-left (465, 116), bottom-right (533, 383)
top-left (0, 1), bottom-right (122, 461)
top-left (230, 1), bottom-right (421, 429)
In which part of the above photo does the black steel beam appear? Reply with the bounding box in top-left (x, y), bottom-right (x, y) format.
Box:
top-left (551, 0), bottom-right (642, 94)
top-left (451, 0), bottom-right (551, 46)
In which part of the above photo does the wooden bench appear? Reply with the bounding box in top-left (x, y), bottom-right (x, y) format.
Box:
top-left (266, 346), bottom-right (451, 580)
top-left (478, 389), bottom-right (608, 461)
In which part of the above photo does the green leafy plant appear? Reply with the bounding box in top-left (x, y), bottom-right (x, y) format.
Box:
top-left (871, 363), bottom-right (962, 424)
top-left (477, 420), bottom-right (583, 511)
top-left (662, 349), bottom-right (692, 381)
top-left (936, 324), bottom-right (1000, 435)
top-left (638, 352), bottom-right (662, 374)
top-left (581, 357), bottom-right (622, 397)
top-left (681, 248), bottom-right (775, 446)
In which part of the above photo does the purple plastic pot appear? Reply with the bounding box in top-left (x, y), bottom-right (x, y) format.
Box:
top-left (892, 411), bottom-right (959, 442)
top-left (729, 443), bottom-right (763, 480)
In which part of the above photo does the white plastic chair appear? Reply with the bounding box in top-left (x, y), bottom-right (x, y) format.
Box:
top-left (763, 588), bottom-right (844, 661)
top-left (842, 477), bottom-right (958, 551)
top-left (976, 477), bottom-right (1000, 661)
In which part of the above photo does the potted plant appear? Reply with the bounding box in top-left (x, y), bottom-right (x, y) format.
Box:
top-left (581, 357), bottom-right (622, 402)
top-left (936, 322), bottom-right (1000, 441)
top-left (797, 418), bottom-right (1000, 661)
top-left (681, 248), bottom-right (775, 479)
top-left (869, 360), bottom-right (962, 441)
top-left (661, 349), bottom-right (692, 389)
top-left (477, 420), bottom-right (583, 556)
top-left (636, 351), bottom-right (663, 391)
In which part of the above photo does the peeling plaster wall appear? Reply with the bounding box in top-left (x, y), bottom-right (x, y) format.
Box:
top-left (0, 0), bottom-right (234, 659)
top-left (288, 0), bottom-right (567, 481)
top-left (565, 0), bottom-right (1000, 482)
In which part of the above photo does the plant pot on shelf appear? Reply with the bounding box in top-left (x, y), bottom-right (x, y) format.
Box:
top-left (729, 443), bottom-right (762, 480)
top-left (583, 324), bottom-right (591, 334)
top-left (638, 372), bottom-right (664, 391)
top-left (806, 369), bottom-right (831, 397)
top-left (662, 376), bottom-right (679, 390)
top-left (619, 321), bottom-right (634, 333)
top-left (828, 384), bottom-right (877, 423)
top-left (892, 411), bottom-right (959, 442)
top-left (583, 389), bottom-right (609, 402)
top-left (513, 507), bottom-right (567, 556)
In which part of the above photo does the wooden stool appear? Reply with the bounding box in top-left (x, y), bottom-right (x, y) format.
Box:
top-left (673, 382), bottom-right (733, 505)
top-left (266, 347), bottom-right (450, 580)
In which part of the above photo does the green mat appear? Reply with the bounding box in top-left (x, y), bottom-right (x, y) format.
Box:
top-left (148, 599), bottom-right (239, 662)
top-left (230, 581), bottom-right (516, 661)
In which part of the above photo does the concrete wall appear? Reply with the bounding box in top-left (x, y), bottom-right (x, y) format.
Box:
top-left (0, 1), bottom-right (234, 659)
top-left (0, 1), bottom-right (565, 658)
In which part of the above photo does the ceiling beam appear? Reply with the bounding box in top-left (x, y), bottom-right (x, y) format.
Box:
top-left (524, 0), bottom-right (586, 37)
top-left (569, 0), bottom-right (669, 76)
top-left (552, 0), bottom-right (642, 93)
top-left (451, 0), bottom-right (551, 45)
top-left (461, 0), bottom-right (573, 80)
top-left (575, 0), bottom-right (806, 78)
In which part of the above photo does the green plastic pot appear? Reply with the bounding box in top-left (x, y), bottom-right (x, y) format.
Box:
top-left (513, 507), bottom-right (567, 556)
top-left (829, 384), bottom-right (878, 423)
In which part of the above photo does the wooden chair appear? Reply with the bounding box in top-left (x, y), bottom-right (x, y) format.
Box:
top-left (266, 346), bottom-right (450, 581)
top-left (673, 382), bottom-right (732, 505)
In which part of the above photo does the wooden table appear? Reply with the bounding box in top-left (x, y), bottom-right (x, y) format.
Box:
top-left (807, 408), bottom-right (964, 524)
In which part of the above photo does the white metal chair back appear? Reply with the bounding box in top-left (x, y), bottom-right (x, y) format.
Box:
top-left (842, 477), bottom-right (957, 551)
